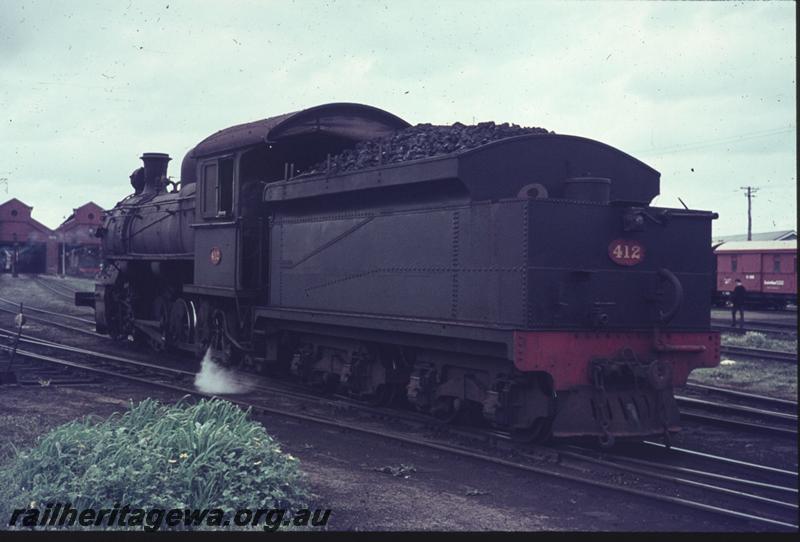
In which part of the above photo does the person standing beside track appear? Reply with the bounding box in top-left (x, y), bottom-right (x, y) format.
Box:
top-left (731, 279), bottom-right (747, 328)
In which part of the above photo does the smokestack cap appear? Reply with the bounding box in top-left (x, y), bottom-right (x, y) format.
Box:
top-left (140, 153), bottom-right (172, 194)
top-left (141, 152), bottom-right (171, 161)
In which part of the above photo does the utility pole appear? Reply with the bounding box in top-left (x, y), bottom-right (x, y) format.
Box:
top-left (739, 186), bottom-right (759, 241)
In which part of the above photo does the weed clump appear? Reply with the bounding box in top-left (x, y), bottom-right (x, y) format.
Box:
top-left (0, 398), bottom-right (309, 530)
top-left (721, 331), bottom-right (797, 353)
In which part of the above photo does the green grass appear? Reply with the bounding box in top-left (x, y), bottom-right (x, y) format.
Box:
top-left (721, 331), bottom-right (797, 354)
top-left (689, 358), bottom-right (797, 400)
top-left (0, 397), bottom-right (309, 530)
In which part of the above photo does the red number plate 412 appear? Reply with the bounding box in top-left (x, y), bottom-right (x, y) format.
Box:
top-left (608, 239), bottom-right (645, 266)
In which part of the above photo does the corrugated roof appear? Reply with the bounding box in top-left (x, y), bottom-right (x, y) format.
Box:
top-left (713, 230), bottom-right (796, 243)
top-left (715, 240), bottom-right (797, 253)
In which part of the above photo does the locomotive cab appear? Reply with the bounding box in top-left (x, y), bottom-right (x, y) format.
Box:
top-left (182, 103), bottom-right (410, 301)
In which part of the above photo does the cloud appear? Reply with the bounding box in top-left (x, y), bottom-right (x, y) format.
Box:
top-left (0, 0), bottom-right (795, 237)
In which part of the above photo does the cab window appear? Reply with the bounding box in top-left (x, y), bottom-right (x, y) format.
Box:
top-left (202, 163), bottom-right (218, 218)
top-left (201, 157), bottom-right (235, 218)
top-left (219, 158), bottom-right (234, 216)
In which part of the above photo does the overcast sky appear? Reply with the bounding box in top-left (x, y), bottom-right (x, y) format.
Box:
top-left (1, 0), bottom-right (795, 236)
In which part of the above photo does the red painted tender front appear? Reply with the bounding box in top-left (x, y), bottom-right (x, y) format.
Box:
top-left (513, 330), bottom-right (720, 389)
top-left (513, 330), bottom-right (721, 439)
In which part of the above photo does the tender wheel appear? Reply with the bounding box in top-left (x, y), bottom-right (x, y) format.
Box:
top-left (510, 417), bottom-right (553, 444)
top-left (365, 383), bottom-right (399, 407)
top-left (431, 396), bottom-right (463, 423)
top-left (598, 432), bottom-right (616, 449)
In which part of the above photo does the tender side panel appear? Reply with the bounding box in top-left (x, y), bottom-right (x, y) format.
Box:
top-left (456, 201), bottom-right (526, 326)
top-left (270, 200), bottom-right (528, 328)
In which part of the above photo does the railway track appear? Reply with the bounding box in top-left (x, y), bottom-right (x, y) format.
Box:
top-left (556, 441), bottom-right (797, 529)
top-left (0, 296), bottom-right (102, 338)
top-left (1, 283), bottom-right (797, 529)
top-left (676, 383), bottom-right (797, 437)
top-left (1, 297), bottom-right (795, 438)
top-left (719, 345), bottom-right (797, 364)
top-left (30, 275), bottom-right (79, 301)
top-left (675, 398), bottom-right (796, 437)
top-left (1, 327), bottom-right (796, 530)
top-left (0, 296), bottom-right (95, 326)
top-left (712, 320), bottom-right (797, 336)
top-left (684, 382), bottom-right (797, 410)
top-left (30, 273), bottom-right (93, 291)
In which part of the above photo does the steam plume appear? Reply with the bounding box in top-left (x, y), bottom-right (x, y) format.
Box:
top-left (194, 348), bottom-right (253, 395)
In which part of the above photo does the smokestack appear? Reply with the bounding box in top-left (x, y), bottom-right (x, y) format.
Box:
top-left (140, 152), bottom-right (171, 194)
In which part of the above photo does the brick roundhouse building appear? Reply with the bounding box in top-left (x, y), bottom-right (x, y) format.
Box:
top-left (0, 198), bottom-right (104, 276)
top-left (55, 202), bottom-right (104, 277)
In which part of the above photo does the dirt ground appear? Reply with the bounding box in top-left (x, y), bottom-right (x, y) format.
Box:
top-left (0, 382), bottom-right (753, 532)
top-left (711, 308), bottom-right (797, 327)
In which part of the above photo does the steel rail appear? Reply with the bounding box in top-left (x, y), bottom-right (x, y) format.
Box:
top-left (1, 340), bottom-right (795, 530)
top-left (579, 453), bottom-right (797, 495)
top-left (684, 383), bottom-right (797, 409)
top-left (0, 327), bottom-right (195, 377)
top-left (556, 449), bottom-right (797, 511)
top-left (712, 325), bottom-right (797, 337)
top-left (720, 346), bottom-right (796, 363)
top-left (32, 274), bottom-right (92, 292)
top-left (643, 441), bottom-right (798, 478)
top-left (678, 410), bottom-right (797, 437)
top-left (31, 276), bottom-right (78, 300)
top-left (711, 318), bottom-right (797, 333)
top-left (0, 296), bottom-right (95, 325)
top-left (0, 327), bottom-right (419, 422)
top-left (675, 395), bottom-right (797, 422)
top-left (0, 304), bottom-right (104, 338)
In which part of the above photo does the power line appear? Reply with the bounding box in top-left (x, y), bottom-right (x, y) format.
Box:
top-left (634, 126), bottom-right (795, 156)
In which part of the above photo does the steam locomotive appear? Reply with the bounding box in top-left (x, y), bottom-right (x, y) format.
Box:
top-left (78, 103), bottom-right (721, 444)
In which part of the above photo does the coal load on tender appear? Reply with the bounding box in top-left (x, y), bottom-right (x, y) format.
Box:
top-left (302, 121), bottom-right (553, 176)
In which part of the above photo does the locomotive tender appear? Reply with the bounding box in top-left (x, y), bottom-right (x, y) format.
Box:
top-left (79, 103), bottom-right (721, 443)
